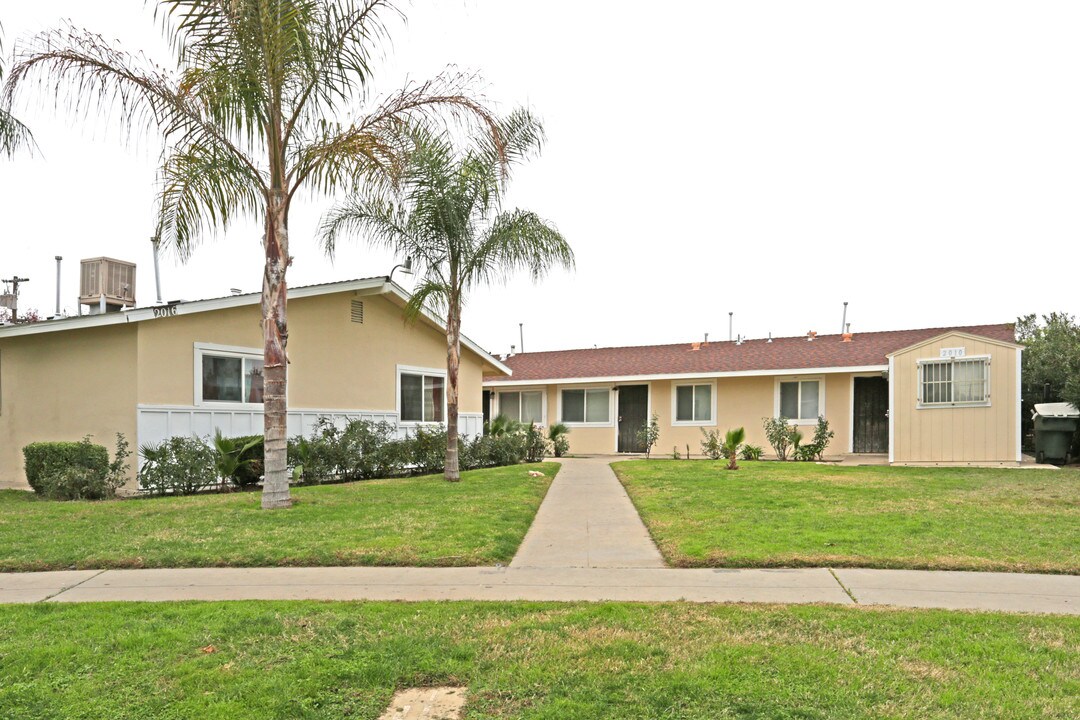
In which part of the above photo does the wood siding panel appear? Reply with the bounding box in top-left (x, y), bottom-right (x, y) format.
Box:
top-left (891, 334), bottom-right (1018, 464)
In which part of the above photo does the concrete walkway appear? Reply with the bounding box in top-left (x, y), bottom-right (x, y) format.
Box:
top-left (2, 566), bottom-right (1078, 613)
top-left (510, 457), bottom-right (664, 568)
top-left (2, 457), bottom-right (1079, 614)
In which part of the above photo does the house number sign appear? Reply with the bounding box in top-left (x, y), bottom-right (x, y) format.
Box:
top-left (939, 347), bottom-right (966, 359)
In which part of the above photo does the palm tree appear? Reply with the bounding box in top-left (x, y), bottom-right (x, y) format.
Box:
top-left (4, 1), bottom-right (502, 507)
top-left (321, 110), bottom-right (573, 481)
top-left (722, 427), bottom-right (745, 471)
top-left (0, 23), bottom-right (33, 157)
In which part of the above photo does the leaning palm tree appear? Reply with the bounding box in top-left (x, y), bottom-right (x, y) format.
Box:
top-left (321, 110), bottom-right (574, 481)
top-left (0, 23), bottom-right (33, 157)
top-left (5, 1), bottom-right (503, 507)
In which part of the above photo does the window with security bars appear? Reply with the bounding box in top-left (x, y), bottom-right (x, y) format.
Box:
top-left (918, 358), bottom-right (989, 406)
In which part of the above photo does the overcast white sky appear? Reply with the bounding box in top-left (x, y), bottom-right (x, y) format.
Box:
top-left (2, 1), bottom-right (1078, 354)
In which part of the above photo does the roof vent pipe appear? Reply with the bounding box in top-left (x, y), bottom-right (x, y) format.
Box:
top-left (728, 312), bottom-right (733, 342)
top-left (54, 256), bottom-right (62, 317)
top-left (767, 332), bottom-right (773, 343)
top-left (704, 332), bottom-right (709, 345)
top-left (841, 301), bottom-right (848, 335)
top-left (151, 236), bottom-right (163, 305)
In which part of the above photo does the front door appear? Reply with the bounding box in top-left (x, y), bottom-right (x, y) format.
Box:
top-left (617, 385), bottom-right (649, 453)
top-left (853, 376), bottom-right (889, 453)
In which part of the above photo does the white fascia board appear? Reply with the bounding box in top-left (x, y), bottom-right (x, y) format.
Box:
top-left (483, 364), bottom-right (888, 388)
top-left (0, 277), bottom-right (389, 340)
top-left (0, 276), bottom-right (511, 376)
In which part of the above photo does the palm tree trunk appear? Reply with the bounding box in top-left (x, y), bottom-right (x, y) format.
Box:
top-left (444, 299), bottom-right (461, 482)
top-left (261, 190), bottom-right (291, 508)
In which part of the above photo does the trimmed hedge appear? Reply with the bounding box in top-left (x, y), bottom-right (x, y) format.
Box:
top-left (23, 439), bottom-right (109, 494)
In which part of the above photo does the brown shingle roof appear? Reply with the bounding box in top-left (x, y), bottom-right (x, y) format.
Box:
top-left (485, 324), bottom-right (1016, 383)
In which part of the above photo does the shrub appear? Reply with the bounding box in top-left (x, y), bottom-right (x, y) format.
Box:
top-left (794, 416), bottom-right (834, 461)
top-left (524, 424), bottom-right (550, 463)
top-left (700, 429), bottom-right (724, 460)
top-left (24, 434), bottom-right (130, 500)
top-left (637, 413), bottom-right (661, 459)
top-left (291, 418), bottom-right (407, 483)
top-left (739, 444), bottom-right (764, 461)
top-left (409, 424), bottom-right (447, 475)
top-left (31, 434), bottom-right (131, 500)
top-left (762, 416), bottom-right (797, 461)
top-left (548, 423), bottom-right (570, 457)
top-left (213, 431), bottom-right (263, 489)
top-left (138, 436), bottom-right (218, 496)
top-left (24, 438), bottom-right (109, 494)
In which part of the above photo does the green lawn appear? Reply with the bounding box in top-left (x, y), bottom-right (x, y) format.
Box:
top-left (0, 601), bottom-right (1076, 719)
top-left (614, 460), bottom-right (1080, 573)
top-left (0, 463), bottom-right (557, 571)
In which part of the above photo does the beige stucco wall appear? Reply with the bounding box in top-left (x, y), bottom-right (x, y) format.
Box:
top-left (493, 372), bottom-right (861, 458)
top-left (137, 291), bottom-right (486, 413)
top-left (891, 334), bottom-right (1020, 465)
top-left (0, 324), bottom-right (139, 489)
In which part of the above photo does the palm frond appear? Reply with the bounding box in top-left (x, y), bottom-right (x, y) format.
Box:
top-left (155, 141), bottom-right (264, 259)
top-left (4, 24), bottom-right (265, 187)
top-left (402, 279), bottom-right (449, 323)
top-left (468, 209), bottom-right (574, 284)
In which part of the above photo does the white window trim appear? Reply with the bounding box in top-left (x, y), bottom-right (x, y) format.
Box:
top-left (397, 364), bottom-right (449, 426)
top-left (773, 376), bottom-right (825, 425)
top-left (557, 384), bottom-right (615, 427)
top-left (671, 380), bottom-right (717, 426)
top-left (495, 387), bottom-right (548, 426)
top-left (194, 342), bottom-right (267, 409)
top-left (916, 355), bottom-right (991, 409)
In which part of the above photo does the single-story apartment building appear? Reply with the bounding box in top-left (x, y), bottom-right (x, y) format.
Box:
top-left (0, 277), bottom-right (509, 489)
top-left (483, 324), bottom-right (1023, 465)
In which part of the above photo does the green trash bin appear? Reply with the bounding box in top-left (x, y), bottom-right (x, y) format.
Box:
top-left (1032, 402), bottom-right (1079, 465)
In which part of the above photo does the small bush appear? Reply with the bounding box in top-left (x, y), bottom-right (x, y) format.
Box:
top-left (524, 424), bottom-right (550, 463)
top-left (548, 423), bottom-right (570, 458)
top-left (24, 434), bottom-right (130, 500)
top-left (138, 436), bottom-right (218, 496)
top-left (739, 444), bottom-right (764, 461)
top-left (24, 438), bottom-right (109, 494)
top-left (637, 413), bottom-right (661, 459)
top-left (762, 417), bottom-right (797, 461)
top-left (408, 424), bottom-right (448, 475)
top-left (213, 431), bottom-right (263, 489)
top-left (700, 429), bottom-right (724, 460)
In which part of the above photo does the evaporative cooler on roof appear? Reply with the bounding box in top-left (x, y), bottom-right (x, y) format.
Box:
top-left (79, 257), bottom-right (136, 314)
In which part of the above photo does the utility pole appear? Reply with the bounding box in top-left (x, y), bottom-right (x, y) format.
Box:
top-left (1, 276), bottom-right (30, 323)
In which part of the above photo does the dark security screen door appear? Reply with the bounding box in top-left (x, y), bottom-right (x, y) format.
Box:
top-left (617, 385), bottom-right (649, 453)
top-left (853, 377), bottom-right (889, 453)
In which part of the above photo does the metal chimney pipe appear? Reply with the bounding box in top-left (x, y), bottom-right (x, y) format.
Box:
top-left (54, 256), bottom-right (62, 317)
top-left (728, 312), bottom-right (733, 342)
top-left (151, 235), bottom-right (163, 304)
top-left (519, 322), bottom-right (524, 354)
top-left (841, 301), bottom-right (848, 335)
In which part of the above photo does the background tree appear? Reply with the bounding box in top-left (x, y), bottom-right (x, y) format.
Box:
top-left (5, 1), bottom-right (501, 507)
top-left (0, 23), bottom-right (33, 157)
top-left (321, 110), bottom-right (573, 481)
top-left (1016, 312), bottom-right (1080, 450)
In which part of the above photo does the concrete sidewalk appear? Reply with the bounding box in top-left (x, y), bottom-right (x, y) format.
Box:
top-left (2, 566), bottom-right (1078, 613)
top-left (510, 457), bottom-right (664, 568)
